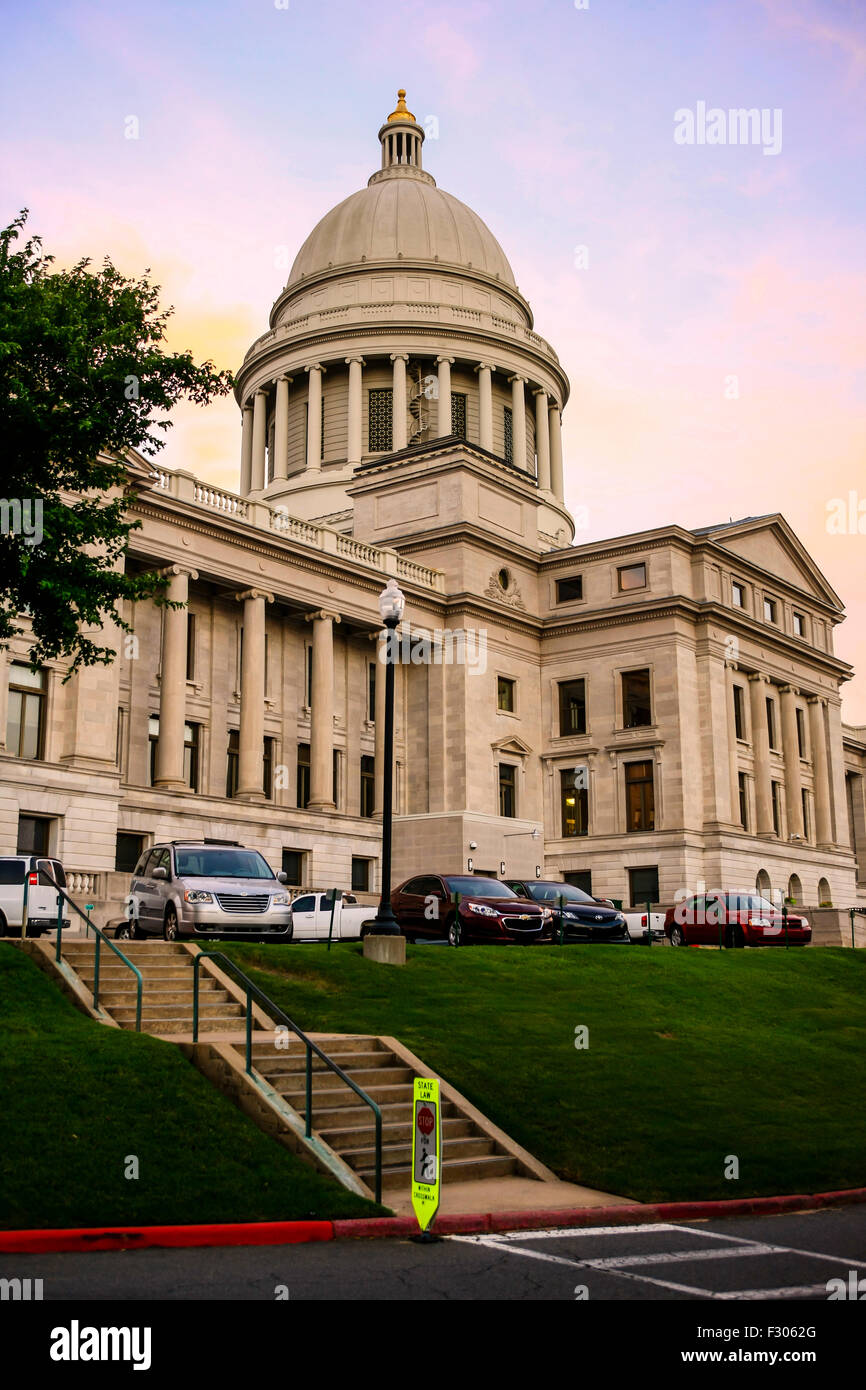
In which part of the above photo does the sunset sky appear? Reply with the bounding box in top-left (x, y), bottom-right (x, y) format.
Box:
top-left (2, 0), bottom-right (864, 718)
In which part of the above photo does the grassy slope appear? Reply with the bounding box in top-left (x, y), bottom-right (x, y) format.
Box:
top-left (0, 946), bottom-right (382, 1229)
top-left (209, 941), bottom-right (866, 1204)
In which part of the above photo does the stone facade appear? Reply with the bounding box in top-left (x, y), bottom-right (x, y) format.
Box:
top-left (1, 92), bottom-right (863, 922)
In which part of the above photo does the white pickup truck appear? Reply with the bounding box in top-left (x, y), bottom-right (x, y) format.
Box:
top-left (289, 891), bottom-right (373, 942)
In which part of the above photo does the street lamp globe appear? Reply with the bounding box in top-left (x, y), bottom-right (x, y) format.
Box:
top-left (379, 578), bottom-right (405, 627)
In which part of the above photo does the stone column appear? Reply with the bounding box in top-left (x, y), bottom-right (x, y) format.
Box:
top-left (748, 673), bottom-right (774, 836)
top-left (510, 375), bottom-right (527, 471)
top-left (306, 364), bottom-right (324, 472)
top-left (272, 376), bottom-right (291, 482)
top-left (436, 356), bottom-right (454, 437)
top-left (808, 696), bottom-right (833, 847)
top-left (250, 389), bottom-right (268, 492)
top-left (391, 353), bottom-right (409, 450)
top-left (154, 566), bottom-right (198, 790)
top-left (476, 362), bottom-right (493, 451)
top-left (534, 388), bottom-right (551, 490)
top-left (726, 664), bottom-right (742, 826)
top-left (240, 403), bottom-right (254, 495)
top-left (549, 402), bottom-right (564, 500)
top-left (346, 356), bottom-right (365, 465)
top-left (373, 630), bottom-right (388, 817)
top-left (235, 589), bottom-right (273, 801)
top-left (306, 610), bottom-right (340, 810)
top-left (780, 685), bottom-right (804, 838)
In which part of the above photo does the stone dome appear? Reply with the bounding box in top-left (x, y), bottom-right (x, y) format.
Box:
top-left (286, 171), bottom-right (516, 290)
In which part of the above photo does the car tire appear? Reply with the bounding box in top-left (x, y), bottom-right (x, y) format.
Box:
top-left (448, 920), bottom-right (461, 948)
top-left (115, 920), bottom-right (139, 942)
top-left (669, 924), bottom-right (686, 947)
top-left (0, 911), bottom-right (7, 937)
top-left (163, 906), bottom-right (179, 942)
top-left (727, 924), bottom-right (745, 949)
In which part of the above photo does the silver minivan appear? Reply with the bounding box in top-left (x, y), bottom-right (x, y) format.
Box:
top-left (0, 856), bottom-right (71, 937)
top-left (120, 840), bottom-right (293, 941)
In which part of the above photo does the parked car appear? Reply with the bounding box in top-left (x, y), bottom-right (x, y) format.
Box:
top-left (118, 840), bottom-right (292, 941)
top-left (290, 891), bottom-right (371, 942)
top-left (391, 874), bottom-right (548, 944)
top-left (0, 855), bottom-right (70, 937)
top-left (664, 892), bottom-right (811, 948)
top-left (623, 910), bottom-right (666, 944)
top-left (504, 879), bottom-right (630, 943)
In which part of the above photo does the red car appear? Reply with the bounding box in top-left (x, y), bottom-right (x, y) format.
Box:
top-left (391, 874), bottom-right (549, 945)
top-left (665, 892), bottom-right (811, 948)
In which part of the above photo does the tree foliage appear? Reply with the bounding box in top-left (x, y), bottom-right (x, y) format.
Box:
top-left (0, 210), bottom-right (233, 672)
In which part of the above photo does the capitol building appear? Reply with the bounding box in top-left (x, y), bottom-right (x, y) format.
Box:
top-left (3, 90), bottom-right (865, 920)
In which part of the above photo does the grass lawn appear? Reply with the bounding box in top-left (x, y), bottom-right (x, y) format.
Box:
top-left (207, 939), bottom-right (866, 1204)
top-left (0, 946), bottom-right (383, 1229)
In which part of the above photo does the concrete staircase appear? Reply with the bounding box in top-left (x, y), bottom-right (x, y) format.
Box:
top-left (249, 1034), bottom-right (522, 1193)
top-left (59, 940), bottom-right (246, 1035)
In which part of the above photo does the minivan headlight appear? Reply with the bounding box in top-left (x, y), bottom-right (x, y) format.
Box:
top-left (184, 890), bottom-right (213, 903)
top-left (271, 893), bottom-right (289, 906)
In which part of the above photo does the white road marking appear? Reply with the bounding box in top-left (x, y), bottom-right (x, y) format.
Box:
top-left (718, 1284), bottom-right (832, 1301)
top-left (583, 1243), bottom-right (784, 1269)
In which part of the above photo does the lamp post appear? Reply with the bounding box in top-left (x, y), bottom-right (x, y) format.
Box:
top-left (371, 578), bottom-right (405, 935)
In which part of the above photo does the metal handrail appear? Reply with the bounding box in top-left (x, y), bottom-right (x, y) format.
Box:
top-left (192, 951), bottom-right (383, 1203)
top-left (41, 872), bottom-right (143, 1032)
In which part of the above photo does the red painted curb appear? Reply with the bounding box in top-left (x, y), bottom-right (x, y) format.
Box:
top-left (2, 1187), bottom-right (865, 1253)
top-left (0, 1220), bottom-right (334, 1254)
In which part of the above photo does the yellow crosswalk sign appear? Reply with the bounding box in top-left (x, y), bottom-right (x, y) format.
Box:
top-left (411, 1076), bottom-right (441, 1233)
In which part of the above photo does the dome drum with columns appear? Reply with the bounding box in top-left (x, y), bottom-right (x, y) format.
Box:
top-left (234, 91), bottom-right (573, 548)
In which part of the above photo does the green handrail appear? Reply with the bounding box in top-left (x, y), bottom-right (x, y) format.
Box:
top-left (43, 872), bottom-right (143, 1032)
top-left (191, 951), bottom-right (383, 1203)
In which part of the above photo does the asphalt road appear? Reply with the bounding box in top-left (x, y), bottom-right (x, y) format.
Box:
top-left (4, 1208), bottom-right (865, 1302)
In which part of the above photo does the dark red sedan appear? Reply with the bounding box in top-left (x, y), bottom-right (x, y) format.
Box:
top-left (391, 874), bottom-right (549, 945)
top-left (665, 892), bottom-right (811, 948)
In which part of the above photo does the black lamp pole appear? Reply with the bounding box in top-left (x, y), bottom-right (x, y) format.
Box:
top-left (372, 608), bottom-right (402, 935)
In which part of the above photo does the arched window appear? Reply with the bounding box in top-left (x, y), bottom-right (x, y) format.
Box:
top-left (818, 877), bottom-right (832, 906)
top-left (756, 869), bottom-right (772, 898)
top-left (787, 874), bottom-right (802, 905)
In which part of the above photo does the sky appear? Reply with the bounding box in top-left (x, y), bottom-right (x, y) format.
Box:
top-left (2, 0), bottom-right (864, 719)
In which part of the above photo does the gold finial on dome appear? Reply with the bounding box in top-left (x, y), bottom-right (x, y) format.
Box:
top-left (387, 88), bottom-right (415, 123)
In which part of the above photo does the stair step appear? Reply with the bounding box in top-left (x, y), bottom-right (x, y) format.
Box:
top-left (125, 1017), bottom-right (243, 1035)
top-left (360, 1155), bottom-right (519, 1189)
top-left (341, 1136), bottom-right (496, 1168)
top-left (251, 1048), bottom-right (396, 1074)
top-left (320, 1117), bottom-right (476, 1151)
top-left (110, 1001), bottom-right (242, 1022)
top-left (296, 1098), bottom-right (463, 1130)
top-left (96, 987), bottom-right (224, 1007)
top-left (260, 1065), bottom-right (415, 1091)
top-left (275, 1080), bottom-right (415, 1110)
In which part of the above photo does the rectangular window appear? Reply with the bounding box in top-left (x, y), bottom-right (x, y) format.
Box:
top-left (148, 714), bottom-right (159, 785)
top-left (303, 398), bottom-right (326, 461)
top-left (305, 646), bottom-right (313, 707)
top-left (6, 663), bottom-right (46, 760)
top-left (733, 685), bottom-right (745, 741)
top-left (558, 679), bottom-right (587, 736)
top-left (625, 760), bottom-right (655, 832)
top-left (801, 789), bottom-right (810, 841)
top-left (732, 581), bottom-right (745, 608)
top-left (771, 780), bottom-right (782, 835)
top-left (763, 596), bottom-right (778, 624)
top-left (738, 772), bottom-right (749, 829)
top-left (766, 696), bottom-right (777, 750)
top-left (793, 612), bottom-right (805, 638)
top-left (351, 857), bottom-right (371, 892)
top-left (499, 763), bottom-right (516, 818)
top-left (564, 870), bottom-right (592, 895)
top-left (368, 388), bottom-right (393, 451)
top-left (226, 730), bottom-right (239, 798)
top-left (560, 769), bottom-right (588, 838)
top-left (628, 866), bottom-right (659, 908)
top-left (618, 563), bottom-right (647, 592)
top-left (360, 754), bottom-right (375, 817)
top-left (796, 707), bottom-right (806, 759)
top-left (263, 736), bottom-right (274, 800)
top-left (555, 575), bottom-right (583, 603)
top-left (451, 392), bottom-right (467, 438)
top-left (282, 849), bottom-right (304, 886)
top-left (333, 749), bottom-right (340, 808)
top-left (183, 723), bottom-right (200, 792)
top-left (368, 662), bottom-right (376, 722)
top-left (297, 743), bottom-right (310, 808)
top-left (115, 832), bottom-right (145, 874)
top-left (17, 815), bottom-right (51, 856)
top-left (497, 676), bottom-right (515, 712)
top-left (622, 669), bottom-right (652, 728)
top-left (503, 406), bottom-right (513, 464)
top-left (186, 613), bottom-right (196, 681)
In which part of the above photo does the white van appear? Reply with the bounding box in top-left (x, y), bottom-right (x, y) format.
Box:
top-left (0, 856), bottom-right (71, 937)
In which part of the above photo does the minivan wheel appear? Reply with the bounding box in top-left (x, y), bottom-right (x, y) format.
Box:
top-left (163, 907), bottom-right (179, 942)
top-left (669, 924), bottom-right (686, 947)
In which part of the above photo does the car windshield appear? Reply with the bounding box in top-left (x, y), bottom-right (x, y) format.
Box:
top-left (530, 883), bottom-right (595, 905)
top-left (723, 893), bottom-right (777, 913)
top-left (444, 877), bottom-right (518, 899)
top-left (174, 849), bottom-right (274, 880)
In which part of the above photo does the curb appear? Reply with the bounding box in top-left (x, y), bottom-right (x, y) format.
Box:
top-left (2, 1187), bottom-right (865, 1254)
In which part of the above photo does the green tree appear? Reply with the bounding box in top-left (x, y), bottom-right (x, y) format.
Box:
top-left (0, 209), bottom-right (233, 673)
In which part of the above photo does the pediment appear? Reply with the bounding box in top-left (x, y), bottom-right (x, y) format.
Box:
top-left (701, 516), bottom-right (842, 609)
top-left (491, 736), bottom-right (533, 757)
